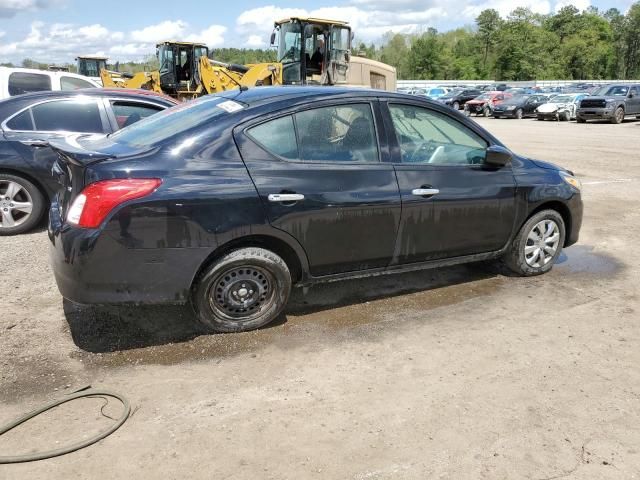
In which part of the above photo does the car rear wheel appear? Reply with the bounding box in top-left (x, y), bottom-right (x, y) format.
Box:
top-left (0, 174), bottom-right (45, 236)
top-left (452, 101), bottom-right (460, 110)
top-left (503, 210), bottom-right (566, 276)
top-left (611, 107), bottom-right (624, 124)
top-left (515, 108), bottom-right (523, 119)
top-left (193, 247), bottom-right (292, 333)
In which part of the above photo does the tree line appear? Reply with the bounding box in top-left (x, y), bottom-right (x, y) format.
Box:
top-left (3, 3), bottom-right (639, 81)
top-left (357, 3), bottom-right (640, 80)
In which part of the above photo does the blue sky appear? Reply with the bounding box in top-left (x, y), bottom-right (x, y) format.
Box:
top-left (0, 0), bottom-right (635, 64)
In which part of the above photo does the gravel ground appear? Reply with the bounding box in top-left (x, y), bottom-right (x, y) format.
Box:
top-left (1, 116), bottom-right (639, 479)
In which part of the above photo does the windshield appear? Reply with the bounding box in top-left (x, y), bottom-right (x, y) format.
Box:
top-left (550, 95), bottom-right (575, 103)
top-left (475, 94), bottom-right (491, 100)
top-left (158, 45), bottom-right (175, 74)
top-left (277, 22), bottom-right (302, 64)
top-left (445, 89), bottom-right (463, 96)
top-left (90, 95), bottom-right (241, 149)
top-left (592, 85), bottom-right (629, 96)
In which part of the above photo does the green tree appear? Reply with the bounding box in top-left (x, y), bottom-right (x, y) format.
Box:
top-left (476, 9), bottom-right (501, 72)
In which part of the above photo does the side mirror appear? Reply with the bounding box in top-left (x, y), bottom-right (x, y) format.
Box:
top-left (270, 32), bottom-right (276, 46)
top-left (485, 145), bottom-right (512, 167)
top-left (630, 91), bottom-right (636, 98)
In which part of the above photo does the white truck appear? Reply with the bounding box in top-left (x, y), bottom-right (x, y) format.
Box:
top-left (0, 67), bottom-right (100, 100)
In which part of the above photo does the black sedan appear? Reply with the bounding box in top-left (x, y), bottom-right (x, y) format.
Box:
top-left (0, 88), bottom-right (177, 235)
top-left (48, 87), bottom-right (583, 333)
top-left (437, 88), bottom-right (482, 110)
top-left (492, 94), bottom-right (552, 119)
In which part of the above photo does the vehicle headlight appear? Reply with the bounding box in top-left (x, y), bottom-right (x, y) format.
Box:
top-left (560, 171), bottom-right (581, 191)
top-left (507, 105), bottom-right (516, 110)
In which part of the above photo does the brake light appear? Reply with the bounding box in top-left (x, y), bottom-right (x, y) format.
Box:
top-left (67, 178), bottom-right (162, 228)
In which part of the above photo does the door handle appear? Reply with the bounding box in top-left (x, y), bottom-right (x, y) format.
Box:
top-left (268, 193), bottom-right (305, 203)
top-left (411, 188), bottom-right (440, 197)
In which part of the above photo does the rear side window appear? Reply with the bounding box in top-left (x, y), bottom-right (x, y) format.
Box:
top-left (6, 110), bottom-right (35, 130)
top-left (295, 104), bottom-right (378, 162)
top-left (247, 116), bottom-right (297, 159)
top-left (110, 101), bottom-right (164, 129)
top-left (8, 72), bottom-right (52, 96)
top-left (30, 99), bottom-right (103, 133)
top-left (60, 76), bottom-right (96, 91)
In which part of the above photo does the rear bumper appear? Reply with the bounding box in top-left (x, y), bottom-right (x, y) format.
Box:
top-left (576, 108), bottom-right (615, 120)
top-left (48, 201), bottom-right (209, 305)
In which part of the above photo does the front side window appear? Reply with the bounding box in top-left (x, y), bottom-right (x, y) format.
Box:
top-left (8, 72), bottom-right (52, 96)
top-left (110, 101), bottom-right (164, 129)
top-left (295, 104), bottom-right (378, 162)
top-left (389, 104), bottom-right (487, 165)
top-left (61, 76), bottom-right (96, 90)
top-left (30, 99), bottom-right (103, 133)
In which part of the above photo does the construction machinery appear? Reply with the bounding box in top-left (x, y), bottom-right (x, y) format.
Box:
top-left (76, 55), bottom-right (109, 84)
top-left (99, 17), bottom-right (396, 100)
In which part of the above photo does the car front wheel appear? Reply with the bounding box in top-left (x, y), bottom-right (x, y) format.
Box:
top-left (193, 247), bottom-right (292, 333)
top-left (611, 107), bottom-right (624, 124)
top-left (503, 210), bottom-right (566, 276)
top-left (0, 174), bottom-right (45, 236)
top-left (515, 108), bottom-right (523, 119)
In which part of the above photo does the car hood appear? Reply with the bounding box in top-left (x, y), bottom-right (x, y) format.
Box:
top-left (466, 99), bottom-right (488, 105)
top-left (537, 102), bottom-right (572, 113)
top-left (527, 157), bottom-right (572, 174)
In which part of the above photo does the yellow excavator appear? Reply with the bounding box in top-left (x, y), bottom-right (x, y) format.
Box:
top-left (100, 17), bottom-right (396, 100)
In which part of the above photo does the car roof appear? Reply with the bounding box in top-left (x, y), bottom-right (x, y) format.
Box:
top-left (0, 88), bottom-right (178, 122)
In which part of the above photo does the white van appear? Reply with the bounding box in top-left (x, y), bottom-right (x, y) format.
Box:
top-left (0, 67), bottom-right (100, 100)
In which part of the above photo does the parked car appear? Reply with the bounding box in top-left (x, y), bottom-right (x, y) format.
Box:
top-left (421, 87), bottom-right (448, 100)
top-left (482, 83), bottom-right (509, 92)
top-left (0, 66), bottom-right (100, 100)
top-left (48, 86), bottom-right (583, 334)
top-left (492, 94), bottom-right (553, 119)
top-left (464, 91), bottom-right (512, 117)
top-left (0, 88), bottom-right (178, 235)
top-left (536, 93), bottom-right (589, 121)
top-left (576, 84), bottom-right (640, 124)
top-left (437, 88), bottom-right (482, 110)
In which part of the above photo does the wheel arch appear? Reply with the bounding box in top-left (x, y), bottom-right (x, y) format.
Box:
top-left (527, 201), bottom-right (573, 247)
top-left (190, 234), bottom-right (307, 292)
top-left (0, 167), bottom-right (51, 202)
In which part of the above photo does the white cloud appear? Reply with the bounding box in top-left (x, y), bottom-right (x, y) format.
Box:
top-left (554, 0), bottom-right (591, 12)
top-left (246, 34), bottom-right (265, 48)
top-left (131, 20), bottom-right (187, 43)
top-left (462, 0), bottom-right (552, 18)
top-left (185, 24), bottom-right (226, 46)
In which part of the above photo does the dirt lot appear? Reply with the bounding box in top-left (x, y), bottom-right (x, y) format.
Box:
top-left (1, 116), bottom-right (639, 479)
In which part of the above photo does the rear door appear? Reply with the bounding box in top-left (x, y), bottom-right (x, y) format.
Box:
top-left (235, 100), bottom-right (401, 277)
top-left (382, 101), bottom-right (517, 264)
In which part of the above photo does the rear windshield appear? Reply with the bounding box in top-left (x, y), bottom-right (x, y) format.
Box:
top-left (100, 95), bottom-right (245, 148)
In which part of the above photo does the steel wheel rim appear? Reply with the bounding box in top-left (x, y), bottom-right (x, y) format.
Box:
top-left (208, 266), bottom-right (276, 321)
top-left (0, 180), bottom-right (33, 229)
top-left (524, 219), bottom-right (560, 268)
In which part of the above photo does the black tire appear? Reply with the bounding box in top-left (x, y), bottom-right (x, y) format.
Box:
top-left (503, 210), bottom-right (566, 277)
top-left (452, 101), bottom-right (460, 110)
top-left (576, 117), bottom-right (586, 123)
top-left (515, 108), bottom-right (524, 120)
top-left (611, 107), bottom-right (624, 124)
top-left (193, 247), bottom-right (292, 333)
top-left (482, 106), bottom-right (491, 117)
top-left (0, 174), bottom-right (45, 236)
top-left (560, 111), bottom-right (570, 122)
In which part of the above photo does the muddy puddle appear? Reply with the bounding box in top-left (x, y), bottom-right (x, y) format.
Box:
top-left (554, 245), bottom-right (624, 275)
top-left (68, 264), bottom-right (504, 368)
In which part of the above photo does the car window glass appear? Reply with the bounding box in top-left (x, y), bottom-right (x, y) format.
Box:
top-left (110, 101), bottom-right (164, 129)
top-left (8, 72), bottom-right (52, 96)
top-left (30, 99), bottom-right (103, 133)
top-left (247, 116), bottom-right (298, 160)
top-left (60, 76), bottom-right (96, 91)
top-left (6, 110), bottom-right (35, 130)
top-left (389, 104), bottom-right (487, 165)
top-left (295, 104), bottom-right (378, 162)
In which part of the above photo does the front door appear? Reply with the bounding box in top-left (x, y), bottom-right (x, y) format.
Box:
top-left (235, 101), bottom-right (401, 277)
top-left (627, 86), bottom-right (640, 114)
top-left (382, 101), bottom-right (517, 264)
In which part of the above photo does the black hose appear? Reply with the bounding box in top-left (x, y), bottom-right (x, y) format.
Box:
top-left (0, 387), bottom-right (130, 464)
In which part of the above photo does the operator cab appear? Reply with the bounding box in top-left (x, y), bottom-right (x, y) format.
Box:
top-left (76, 56), bottom-right (108, 82)
top-left (156, 41), bottom-right (209, 96)
top-left (271, 17), bottom-right (352, 86)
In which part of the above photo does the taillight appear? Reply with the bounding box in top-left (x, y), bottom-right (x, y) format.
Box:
top-left (67, 178), bottom-right (162, 228)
